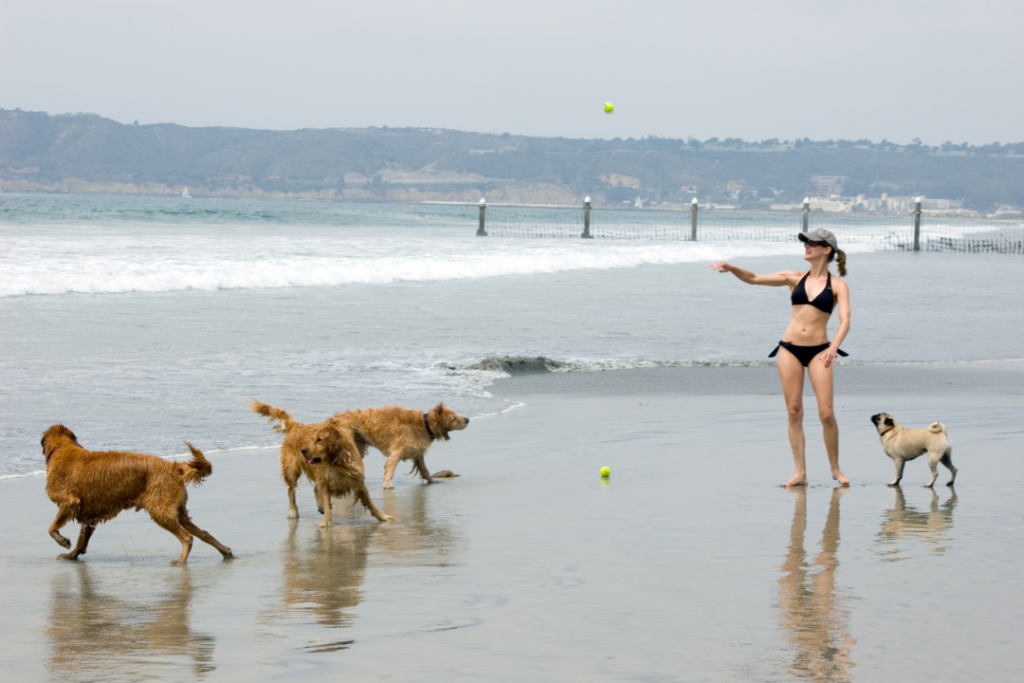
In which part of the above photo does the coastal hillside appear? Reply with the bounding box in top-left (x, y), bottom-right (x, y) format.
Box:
top-left (1, 109), bottom-right (1022, 210)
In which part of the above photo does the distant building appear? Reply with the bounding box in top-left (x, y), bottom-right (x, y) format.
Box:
top-left (811, 175), bottom-right (848, 195)
top-left (808, 197), bottom-right (852, 212)
top-left (880, 195), bottom-right (917, 213)
top-left (991, 204), bottom-right (1023, 217)
top-left (920, 198), bottom-right (963, 210)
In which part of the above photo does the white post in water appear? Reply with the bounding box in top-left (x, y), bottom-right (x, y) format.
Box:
top-left (476, 198), bottom-right (487, 236)
top-left (582, 196), bottom-right (593, 239)
top-left (913, 197), bottom-right (923, 252)
top-left (690, 197), bottom-right (699, 241)
top-left (802, 197), bottom-right (810, 233)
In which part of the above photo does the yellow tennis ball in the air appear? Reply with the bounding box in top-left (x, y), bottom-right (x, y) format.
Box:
top-left (600, 466), bottom-right (611, 477)
top-left (603, 102), bottom-right (614, 114)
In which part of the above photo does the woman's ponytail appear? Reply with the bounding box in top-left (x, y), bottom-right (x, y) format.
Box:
top-left (831, 248), bottom-right (847, 277)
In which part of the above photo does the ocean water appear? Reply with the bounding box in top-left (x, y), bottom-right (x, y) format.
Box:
top-left (2, 193), bottom-right (1023, 478)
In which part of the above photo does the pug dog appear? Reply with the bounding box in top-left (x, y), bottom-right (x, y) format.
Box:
top-left (871, 413), bottom-right (957, 487)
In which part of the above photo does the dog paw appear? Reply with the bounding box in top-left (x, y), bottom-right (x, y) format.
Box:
top-left (169, 559), bottom-right (185, 566)
top-left (318, 519), bottom-right (332, 528)
top-left (287, 510), bottom-right (298, 519)
top-left (56, 537), bottom-right (71, 549)
top-left (56, 553), bottom-right (79, 561)
top-left (382, 482), bottom-right (394, 490)
top-left (379, 514), bottom-right (394, 522)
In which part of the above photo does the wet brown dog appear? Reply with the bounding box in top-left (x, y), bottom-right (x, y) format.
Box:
top-left (332, 403), bottom-right (469, 489)
top-left (41, 424), bottom-right (233, 564)
top-left (250, 400), bottom-right (392, 526)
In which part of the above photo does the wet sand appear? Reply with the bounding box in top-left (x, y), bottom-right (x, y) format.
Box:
top-left (2, 363), bottom-right (1023, 682)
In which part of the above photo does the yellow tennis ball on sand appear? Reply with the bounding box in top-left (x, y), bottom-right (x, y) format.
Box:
top-left (600, 466), bottom-right (611, 477)
top-left (603, 102), bottom-right (614, 114)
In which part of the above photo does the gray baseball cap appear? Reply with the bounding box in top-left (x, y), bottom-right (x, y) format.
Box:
top-left (798, 228), bottom-right (838, 251)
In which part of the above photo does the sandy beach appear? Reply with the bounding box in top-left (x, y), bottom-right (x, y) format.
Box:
top-left (2, 362), bottom-right (1022, 682)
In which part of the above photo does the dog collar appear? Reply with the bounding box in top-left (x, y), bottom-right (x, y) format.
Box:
top-left (877, 426), bottom-right (895, 437)
top-left (46, 448), bottom-right (56, 464)
top-left (423, 413), bottom-right (435, 440)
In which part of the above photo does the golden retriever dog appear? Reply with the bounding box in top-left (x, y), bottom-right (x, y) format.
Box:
top-left (250, 400), bottom-right (392, 526)
top-left (332, 403), bottom-right (469, 489)
top-left (41, 424), bottom-right (233, 565)
top-left (871, 413), bottom-right (957, 487)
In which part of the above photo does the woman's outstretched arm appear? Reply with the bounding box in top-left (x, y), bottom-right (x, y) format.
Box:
top-left (711, 261), bottom-right (800, 287)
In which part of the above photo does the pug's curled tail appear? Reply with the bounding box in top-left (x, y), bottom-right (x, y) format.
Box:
top-left (928, 422), bottom-right (946, 433)
top-left (250, 399), bottom-right (300, 434)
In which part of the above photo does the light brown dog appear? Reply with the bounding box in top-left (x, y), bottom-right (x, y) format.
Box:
top-left (41, 424), bottom-right (233, 564)
top-left (332, 403), bottom-right (469, 489)
top-left (251, 400), bottom-right (392, 526)
top-left (871, 413), bottom-right (957, 487)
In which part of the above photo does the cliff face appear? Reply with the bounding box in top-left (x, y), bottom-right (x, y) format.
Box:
top-left (2, 109), bottom-right (1023, 209)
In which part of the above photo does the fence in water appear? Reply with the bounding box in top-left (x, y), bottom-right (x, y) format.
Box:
top-left (471, 199), bottom-right (1024, 254)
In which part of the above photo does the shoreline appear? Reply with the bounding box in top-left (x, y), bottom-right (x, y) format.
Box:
top-left (3, 359), bottom-right (1021, 482)
top-left (3, 189), bottom-right (1019, 221)
top-left (487, 358), bottom-right (1024, 397)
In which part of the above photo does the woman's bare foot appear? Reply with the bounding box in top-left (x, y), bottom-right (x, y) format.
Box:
top-left (782, 474), bottom-right (808, 488)
top-left (832, 469), bottom-right (850, 486)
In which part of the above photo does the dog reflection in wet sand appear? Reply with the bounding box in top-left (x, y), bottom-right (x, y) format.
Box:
top-left (47, 563), bottom-right (215, 679)
top-left (778, 488), bottom-right (855, 681)
top-left (878, 487), bottom-right (957, 560)
top-left (273, 486), bottom-right (462, 634)
top-left (41, 424), bottom-right (233, 565)
top-left (251, 400), bottom-right (393, 526)
top-left (277, 520), bottom-right (377, 629)
top-left (332, 403), bottom-right (469, 489)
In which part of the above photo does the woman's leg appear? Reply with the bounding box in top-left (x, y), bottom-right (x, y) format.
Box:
top-left (777, 348), bottom-right (807, 487)
top-left (807, 357), bottom-right (850, 485)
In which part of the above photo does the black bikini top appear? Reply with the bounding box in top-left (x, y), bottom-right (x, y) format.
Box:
top-left (791, 272), bottom-right (835, 314)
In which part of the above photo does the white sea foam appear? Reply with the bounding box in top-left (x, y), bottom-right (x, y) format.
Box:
top-left (0, 469), bottom-right (45, 480)
top-left (5, 214), bottom-right (1017, 298)
top-left (0, 229), bottom-right (879, 298)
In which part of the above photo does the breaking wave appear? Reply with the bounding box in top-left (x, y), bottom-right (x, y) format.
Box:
top-left (1, 231), bottom-right (857, 298)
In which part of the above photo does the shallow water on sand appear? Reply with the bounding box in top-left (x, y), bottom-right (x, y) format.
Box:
top-left (2, 368), bottom-right (1022, 682)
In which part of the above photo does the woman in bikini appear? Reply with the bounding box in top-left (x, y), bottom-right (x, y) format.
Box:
top-left (711, 228), bottom-right (851, 487)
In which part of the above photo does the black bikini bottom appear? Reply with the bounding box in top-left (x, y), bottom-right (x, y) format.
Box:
top-left (769, 341), bottom-right (848, 367)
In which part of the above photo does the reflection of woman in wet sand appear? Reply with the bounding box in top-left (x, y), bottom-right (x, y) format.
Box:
top-left (713, 229), bottom-right (850, 487)
top-left (778, 488), bottom-right (854, 681)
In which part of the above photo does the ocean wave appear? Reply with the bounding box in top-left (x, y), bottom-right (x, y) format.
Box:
top-left (0, 469), bottom-right (45, 481)
top-left (467, 402), bottom-right (527, 420)
top-left (0, 237), bottom-right (843, 297)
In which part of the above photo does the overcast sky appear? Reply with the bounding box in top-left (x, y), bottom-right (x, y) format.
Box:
top-left (2, 1), bottom-right (1022, 144)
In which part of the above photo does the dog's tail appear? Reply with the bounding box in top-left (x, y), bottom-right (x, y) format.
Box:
top-left (250, 399), bottom-right (300, 434)
top-left (179, 442), bottom-right (213, 486)
top-left (928, 422), bottom-right (946, 434)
